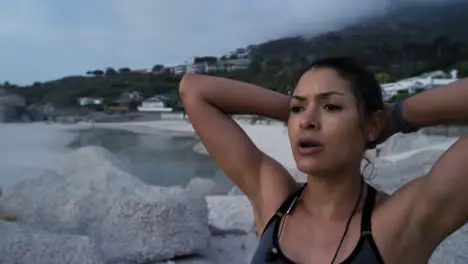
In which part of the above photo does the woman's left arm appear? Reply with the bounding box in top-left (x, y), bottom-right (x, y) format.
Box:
top-left (396, 77), bottom-right (468, 243)
top-left (403, 77), bottom-right (468, 126)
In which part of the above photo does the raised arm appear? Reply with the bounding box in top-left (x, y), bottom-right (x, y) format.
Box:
top-left (179, 74), bottom-right (296, 231)
top-left (382, 78), bottom-right (468, 258)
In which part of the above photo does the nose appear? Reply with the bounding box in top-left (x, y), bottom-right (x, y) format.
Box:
top-left (299, 109), bottom-right (320, 130)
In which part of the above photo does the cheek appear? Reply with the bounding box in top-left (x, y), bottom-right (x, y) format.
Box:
top-left (287, 118), bottom-right (297, 142)
top-left (324, 115), bottom-right (365, 149)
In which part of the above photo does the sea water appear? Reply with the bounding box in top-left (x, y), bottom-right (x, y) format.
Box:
top-left (68, 128), bottom-right (234, 194)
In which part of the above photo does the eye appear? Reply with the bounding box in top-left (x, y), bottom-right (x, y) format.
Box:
top-left (323, 104), bottom-right (342, 112)
top-left (290, 106), bottom-right (304, 113)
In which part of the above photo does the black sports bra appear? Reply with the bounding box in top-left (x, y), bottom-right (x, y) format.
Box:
top-left (250, 183), bottom-right (385, 264)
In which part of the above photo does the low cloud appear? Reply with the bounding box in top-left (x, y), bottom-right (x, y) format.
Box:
top-left (0, 0), bottom-right (461, 84)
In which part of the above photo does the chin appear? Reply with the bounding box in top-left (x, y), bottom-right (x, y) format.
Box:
top-left (295, 159), bottom-right (331, 175)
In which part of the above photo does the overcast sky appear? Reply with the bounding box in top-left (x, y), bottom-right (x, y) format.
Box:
top-left (0, 0), bottom-right (459, 85)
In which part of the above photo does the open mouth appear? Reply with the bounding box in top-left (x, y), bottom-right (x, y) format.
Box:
top-left (297, 139), bottom-right (323, 154)
top-left (298, 140), bottom-right (322, 148)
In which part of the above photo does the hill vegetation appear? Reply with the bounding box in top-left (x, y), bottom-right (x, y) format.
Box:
top-left (6, 1), bottom-right (468, 109)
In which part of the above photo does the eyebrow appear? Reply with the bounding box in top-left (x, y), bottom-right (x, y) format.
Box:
top-left (291, 91), bottom-right (345, 101)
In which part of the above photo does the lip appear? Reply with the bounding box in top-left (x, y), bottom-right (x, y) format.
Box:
top-left (297, 145), bottom-right (323, 155)
top-left (296, 138), bottom-right (324, 155)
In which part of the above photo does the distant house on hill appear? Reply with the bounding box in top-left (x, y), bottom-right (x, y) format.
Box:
top-left (170, 55), bottom-right (251, 75)
top-left (77, 94), bottom-right (104, 107)
top-left (382, 69), bottom-right (459, 101)
top-left (137, 96), bottom-right (173, 113)
top-left (172, 65), bottom-right (187, 75)
top-left (106, 91), bottom-right (143, 113)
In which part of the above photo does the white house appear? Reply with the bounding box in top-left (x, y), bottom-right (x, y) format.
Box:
top-left (137, 96), bottom-right (173, 112)
top-left (172, 65), bottom-right (187, 75)
top-left (186, 63), bottom-right (205, 74)
top-left (381, 69), bottom-right (459, 101)
top-left (204, 63), bottom-right (221, 73)
top-left (218, 58), bottom-right (251, 72)
top-left (77, 96), bottom-right (103, 107)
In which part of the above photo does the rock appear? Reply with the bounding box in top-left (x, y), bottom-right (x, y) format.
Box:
top-left (421, 125), bottom-right (468, 137)
top-left (186, 177), bottom-right (216, 196)
top-left (206, 233), bottom-right (258, 264)
top-left (429, 224), bottom-right (468, 264)
top-left (377, 133), bottom-right (451, 156)
top-left (206, 195), bottom-right (255, 235)
top-left (227, 186), bottom-right (244, 196)
top-left (154, 257), bottom-right (212, 264)
top-left (96, 189), bottom-right (210, 263)
top-left (0, 170), bottom-right (85, 233)
top-left (192, 141), bottom-right (208, 155)
top-left (0, 221), bottom-right (103, 264)
top-left (0, 90), bottom-right (32, 123)
top-left (27, 102), bottom-right (55, 121)
top-left (1, 146), bottom-right (211, 263)
top-left (57, 145), bottom-right (129, 176)
top-left (155, 233), bottom-right (259, 264)
top-left (371, 149), bottom-right (446, 193)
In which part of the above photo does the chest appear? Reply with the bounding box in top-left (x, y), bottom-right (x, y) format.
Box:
top-left (278, 214), bottom-right (363, 264)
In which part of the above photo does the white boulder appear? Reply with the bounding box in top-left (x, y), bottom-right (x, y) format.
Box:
top-left (206, 195), bottom-right (255, 235)
top-left (0, 146), bottom-right (211, 263)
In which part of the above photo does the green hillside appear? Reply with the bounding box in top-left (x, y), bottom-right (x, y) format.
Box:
top-left (7, 1), bottom-right (468, 109)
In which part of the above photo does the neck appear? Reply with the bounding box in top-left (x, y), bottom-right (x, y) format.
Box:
top-left (301, 167), bottom-right (364, 221)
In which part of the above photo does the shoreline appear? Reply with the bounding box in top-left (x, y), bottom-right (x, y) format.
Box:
top-left (72, 118), bottom-right (461, 168)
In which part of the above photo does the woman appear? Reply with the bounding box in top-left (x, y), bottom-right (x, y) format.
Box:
top-left (179, 57), bottom-right (468, 264)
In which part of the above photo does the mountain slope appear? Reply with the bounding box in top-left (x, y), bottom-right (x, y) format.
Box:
top-left (9, 1), bottom-right (468, 108)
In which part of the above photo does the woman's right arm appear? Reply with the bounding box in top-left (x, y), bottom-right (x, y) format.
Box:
top-left (179, 73), bottom-right (296, 231)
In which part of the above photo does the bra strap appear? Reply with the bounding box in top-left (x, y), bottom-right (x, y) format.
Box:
top-left (361, 183), bottom-right (376, 235)
top-left (275, 183), bottom-right (308, 217)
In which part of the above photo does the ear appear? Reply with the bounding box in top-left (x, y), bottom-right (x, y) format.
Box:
top-left (364, 110), bottom-right (386, 143)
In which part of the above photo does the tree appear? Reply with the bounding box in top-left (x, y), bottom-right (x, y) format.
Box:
top-left (119, 68), bottom-right (131, 74)
top-left (92, 70), bottom-right (104, 77)
top-left (459, 61), bottom-right (468, 77)
top-left (152, 65), bottom-right (164, 72)
top-left (248, 58), bottom-right (262, 74)
top-left (432, 35), bottom-right (450, 58)
top-left (105, 67), bottom-right (117, 76)
top-left (389, 91), bottom-right (411, 103)
top-left (194, 57), bottom-right (217, 63)
top-left (375, 72), bottom-right (393, 84)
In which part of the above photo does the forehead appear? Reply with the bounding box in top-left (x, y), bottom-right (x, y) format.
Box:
top-left (293, 67), bottom-right (353, 97)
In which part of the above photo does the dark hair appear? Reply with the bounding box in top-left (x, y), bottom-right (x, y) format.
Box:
top-left (294, 56), bottom-right (384, 149)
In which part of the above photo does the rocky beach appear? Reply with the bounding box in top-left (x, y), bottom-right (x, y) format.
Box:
top-left (0, 118), bottom-right (467, 264)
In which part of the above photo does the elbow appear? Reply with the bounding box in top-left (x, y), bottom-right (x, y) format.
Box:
top-left (179, 73), bottom-right (202, 104)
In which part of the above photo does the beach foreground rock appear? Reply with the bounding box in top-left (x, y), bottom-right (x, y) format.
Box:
top-left (186, 177), bottom-right (216, 196)
top-left (0, 221), bottom-right (103, 264)
top-left (206, 195), bottom-right (255, 235)
top-left (0, 146), bottom-right (210, 264)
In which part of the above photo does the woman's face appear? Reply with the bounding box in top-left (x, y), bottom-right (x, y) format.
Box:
top-left (287, 67), bottom-right (377, 176)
